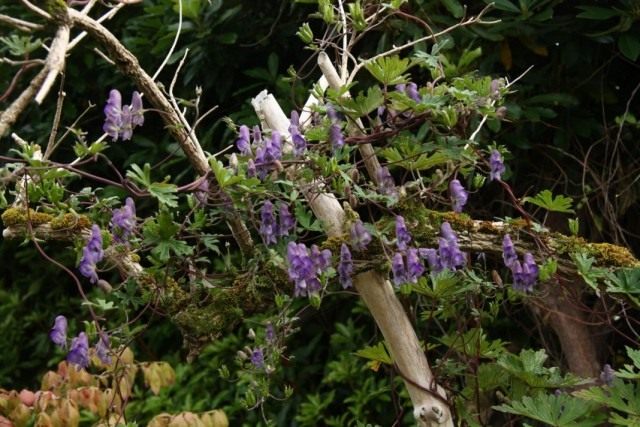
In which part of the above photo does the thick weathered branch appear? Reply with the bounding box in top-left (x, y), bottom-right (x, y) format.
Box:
top-left (35, 24), bottom-right (70, 104)
top-left (0, 67), bottom-right (47, 137)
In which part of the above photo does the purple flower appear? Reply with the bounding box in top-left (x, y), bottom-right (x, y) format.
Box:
top-left (600, 364), bottom-right (615, 386)
top-left (326, 105), bottom-right (339, 122)
top-left (287, 242), bottom-right (322, 297)
top-left (49, 315), bottom-right (67, 348)
top-left (247, 159), bottom-right (257, 177)
top-left (252, 126), bottom-right (262, 145)
top-left (391, 252), bottom-right (407, 286)
top-left (265, 323), bottom-right (276, 344)
top-left (406, 82), bottom-right (421, 102)
top-left (278, 203), bottom-right (296, 237)
top-left (255, 132), bottom-right (283, 180)
top-left (130, 91), bottom-right (144, 127)
top-left (259, 201), bottom-right (277, 245)
top-left (95, 334), bottom-right (111, 365)
top-left (512, 252), bottom-right (538, 292)
top-left (310, 245), bottom-right (332, 274)
top-left (502, 234), bottom-right (518, 268)
top-left (289, 111), bottom-right (307, 156)
top-left (103, 89), bottom-right (122, 139)
top-left (111, 197), bottom-right (136, 243)
top-left (503, 236), bottom-right (538, 292)
top-left (338, 244), bottom-right (353, 289)
top-left (250, 348), bottom-right (265, 369)
top-left (419, 248), bottom-right (442, 272)
top-left (350, 220), bottom-right (372, 251)
top-left (376, 167), bottom-right (397, 197)
top-left (103, 89), bottom-right (144, 142)
top-left (489, 150), bottom-right (505, 181)
top-left (438, 222), bottom-right (465, 270)
top-left (236, 125), bottom-right (251, 155)
top-left (195, 178), bottom-right (210, 206)
top-left (395, 83), bottom-right (406, 93)
top-left (67, 332), bottom-right (89, 369)
top-left (79, 225), bottom-right (104, 284)
top-left (449, 179), bottom-right (468, 213)
top-left (406, 248), bottom-right (424, 283)
top-left (329, 124), bottom-right (344, 150)
top-left (395, 216), bottom-right (412, 251)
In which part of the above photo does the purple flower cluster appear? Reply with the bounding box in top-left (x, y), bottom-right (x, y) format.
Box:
top-left (79, 225), bottom-right (104, 284)
top-left (396, 82), bottom-right (421, 103)
top-left (338, 244), bottom-right (354, 289)
top-left (489, 150), bottom-right (505, 181)
top-left (391, 248), bottom-right (425, 286)
top-left (235, 125), bottom-right (283, 180)
top-left (49, 316), bottom-right (111, 368)
top-left (289, 110), bottom-right (307, 156)
top-left (419, 222), bottom-right (466, 273)
top-left (350, 220), bottom-right (372, 251)
top-left (388, 216), bottom-right (427, 286)
top-left (326, 105), bottom-right (344, 150)
top-left (250, 348), bottom-right (265, 369)
top-left (449, 179), bottom-right (468, 213)
top-left (103, 89), bottom-right (144, 141)
top-left (259, 201), bottom-right (296, 245)
top-left (287, 242), bottom-right (332, 297)
top-left (111, 197), bottom-right (136, 243)
top-left (502, 234), bottom-right (538, 292)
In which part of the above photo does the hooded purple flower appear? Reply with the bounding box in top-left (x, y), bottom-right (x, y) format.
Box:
top-left (130, 91), bottom-right (144, 127)
top-left (600, 364), bottom-right (615, 386)
top-left (111, 197), bottom-right (136, 243)
top-left (236, 125), bottom-right (251, 155)
top-left (289, 111), bottom-right (307, 156)
top-left (329, 124), bottom-right (344, 150)
top-left (406, 248), bottom-right (424, 283)
top-left (395, 216), bottom-right (412, 251)
top-left (195, 178), bottom-right (210, 206)
top-left (406, 82), bottom-right (421, 102)
top-left (247, 159), bottom-right (257, 177)
top-left (252, 125), bottom-right (262, 145)
top-left (376, 167), bottom-right (397, 197)
top-left (489, 150), bottom-right (505, 181)
top-left (79, 225), bottom-right (104, 284)
top-left (103, 89), bottom-right (122, 140)
top-left (419, 248), bottom-right (442, 272)
top-left (95, 334), bottom-right (111, 365)
top-left (265, 323), bottom-right (276, 344)
top-left (278, 203), bottom-right (296, 237)
top-left (449, 179), bottom-right (468, 213)
top-left (338, 244), bottom-right (353, 289)
top-left (391, 252), bottom-right (407, 286)
top-left (310, 245), bottom-right (332, 274)
top-left (67, 332), bottom-right (89, 369)
top-left (438, 222), bottom-right (465, 270)
top-left (259, 201), bottom-right (277, 245)
top-left (512, 252), bottom-right (538, 292)
top-left (49, 315), bottom-right (67, 348)
top-left (255, 132), bottom-right (283, 180)
top-left (502, 234), bottom-right (518, 268)
top-left (350, 220), bottom-right (372, 251)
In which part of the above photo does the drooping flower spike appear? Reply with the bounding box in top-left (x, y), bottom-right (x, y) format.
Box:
top-left (449, 179), bottom-right (468, 213)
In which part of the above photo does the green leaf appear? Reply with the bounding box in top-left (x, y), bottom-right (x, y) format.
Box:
top-left (341, 86), bottom-right (384, 117)
top-left (148, 182), bottom-right (179, 208)
top-left (440, 0), bottom-right (464, 18)
top-left (576, 6), bottom-right (620, 20)
top-left (485, 0), bottom-right (520, 13)
top-left (143, 210), bottom-right (193, 262)
top-left (575, 380), bottom-right (640, 419)
top-left (354, 342), bottom-right (393, 366)
top-left (494, 393), bottom-right (604, 426)
top-left (364, 55), bottom-right (412, 86)
top-left (618, 33), bottom-right (640, 62)
top-left (522, 190), bottom-right (575, 213)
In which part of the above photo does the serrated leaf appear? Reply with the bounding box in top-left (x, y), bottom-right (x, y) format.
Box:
top-left (523, 190), bottom-right (575, 213)
top-left (494, 393), bottom-right (604, 426)
top-left (354, 342), bottom-right (393, 368)
top-left (364, 55), bottom-right (412, 86)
